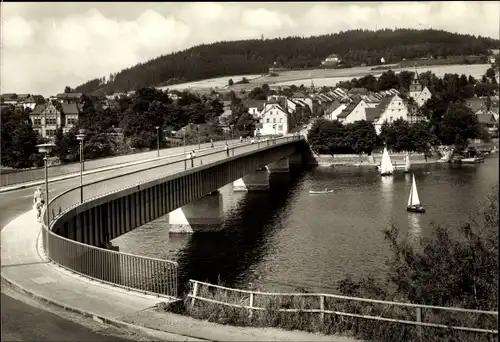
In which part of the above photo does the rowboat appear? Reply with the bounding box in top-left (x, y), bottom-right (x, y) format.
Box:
top-left (309, 189), bottom-right (334, 194)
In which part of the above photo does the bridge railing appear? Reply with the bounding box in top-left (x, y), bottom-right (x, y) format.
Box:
top-left (47, 135), bottom-right (302, 225)
top-left (42, 135), bottom-right (303, 298)
top-left (41, 206), bottom-right (178, 298)
top-left (1, 137), bottom-right (242, 187)
top-left (188, 280), bottom-right (498, 336)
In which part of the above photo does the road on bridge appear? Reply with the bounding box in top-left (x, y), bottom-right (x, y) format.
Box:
top-left (0, 136), bottom-right (298, 341)
top-left (1, 140), bottom-right (247, 341)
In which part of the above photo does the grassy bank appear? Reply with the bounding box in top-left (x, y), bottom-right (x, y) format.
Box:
top-left (168, 282), bottom-right (496, 342)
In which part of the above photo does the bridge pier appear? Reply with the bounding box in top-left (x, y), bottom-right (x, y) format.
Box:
top-left (168, 190), bottom-right (224, 233)
top-left (267, 157), bottom-right (289, 173)
top-left (233, 168), bottom-right (270, 192)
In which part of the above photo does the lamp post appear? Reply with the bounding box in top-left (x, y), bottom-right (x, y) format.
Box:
top-left (182, 128), bottom-right (187, 170)
top-left (230, 125), bottom-right (234, 141)
top-left (76, 129), bottom-right (86, 203)
top-left (36, 142), bottom-right (55, 256)
top-left (156, 126), bottom-right (160, 157)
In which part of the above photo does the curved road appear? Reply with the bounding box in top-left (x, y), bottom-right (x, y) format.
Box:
top-left (0, 138), bottom-right (286, 341)
top-left (1, 141), bottom-right (233, 341)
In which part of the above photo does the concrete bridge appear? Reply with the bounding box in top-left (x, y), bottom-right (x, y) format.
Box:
top-left (42, 136), bottom-right (308, 297)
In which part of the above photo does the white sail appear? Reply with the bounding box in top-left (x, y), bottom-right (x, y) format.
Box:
top-left (409, 174), bottom-right (421, 206)
top-left (404, 154), bottom-right (411, 172)
top-left (380, 147), bottom-right (394, 174)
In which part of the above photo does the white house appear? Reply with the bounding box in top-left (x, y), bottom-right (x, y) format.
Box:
top-left (321, 54), bottom-right (340, 65)
top-left (245, 100), bottom-right (266, 118)
top-left (371, 95), bottom-right (410, 134)
top-left (255, 103), bottom-right (291, 136)
top-left (336, 99), bottom-right (370, 124)
top-left (324, 101), bottom-right (347, 121)
top-left (408, 74), bottom-right (432, 107)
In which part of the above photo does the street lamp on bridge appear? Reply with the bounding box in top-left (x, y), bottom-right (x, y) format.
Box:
top-left (36, 143), bottom-right (56, 221)
top-left (76, 129), bottom-right (86, 203)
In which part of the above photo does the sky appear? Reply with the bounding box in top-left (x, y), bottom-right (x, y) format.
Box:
top-left (1, 1), bottom-right (499, 97)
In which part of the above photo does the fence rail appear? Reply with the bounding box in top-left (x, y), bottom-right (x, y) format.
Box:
top-left (1, 137), bottom-right (242, 187)
top-left (42, 135), bottom-right (303, 299)
top-left (187, 280), bottom-right (498, 335)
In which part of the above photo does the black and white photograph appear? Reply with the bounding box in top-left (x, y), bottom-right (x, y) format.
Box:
top-left (1, 2), bottom-right (499, 341)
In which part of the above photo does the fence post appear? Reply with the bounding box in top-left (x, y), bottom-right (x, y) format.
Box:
top-left (190, 281), bottom-right (199, 308)
top-left (249, 293), bottom-right (254, 320)
top-left (416, 306), bottom-right (422, 342)
top-left (319, 295), bottom-right (325, 325)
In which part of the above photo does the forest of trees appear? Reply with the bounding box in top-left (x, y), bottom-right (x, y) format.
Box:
top-left (72, 28), bottom-right (499, 95)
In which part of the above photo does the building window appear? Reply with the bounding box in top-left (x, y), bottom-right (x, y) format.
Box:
top-left (278, 124), bottom-right (283, 131)
top-left (280, 118), bottom-right (283, 123)
top-left (273, 118), bottom-right (276, 123)
top-left (266, 118), bottom-right (270, 123)
top-left (46, 117), bottom-right (56, 125)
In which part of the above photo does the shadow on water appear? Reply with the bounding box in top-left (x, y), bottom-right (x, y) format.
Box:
top-left (175, 169), bottom-right (307, 295)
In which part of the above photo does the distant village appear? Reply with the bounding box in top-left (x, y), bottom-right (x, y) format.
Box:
top-left (1, 70), bottom-right (499, 142)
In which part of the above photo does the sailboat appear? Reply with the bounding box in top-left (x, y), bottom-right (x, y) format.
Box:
top-left (407, 174), bottom-right (425, 213)
top-left (378, 147), bottom-right (394, 176)
top-left (404, 154), bottom-right (411, 173)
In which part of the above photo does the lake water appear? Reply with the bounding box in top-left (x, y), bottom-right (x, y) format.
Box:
top-left (113, 155), bottom-right (499, 294)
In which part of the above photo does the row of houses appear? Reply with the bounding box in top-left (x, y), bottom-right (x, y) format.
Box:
top-left (230, 72), bottom-right (498, 137)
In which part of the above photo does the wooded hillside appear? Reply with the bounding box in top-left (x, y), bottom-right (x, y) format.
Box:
top-left (73, 28), bottom-right (499, 95)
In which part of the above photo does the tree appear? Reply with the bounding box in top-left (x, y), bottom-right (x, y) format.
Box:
top-left (439, 102), bottom-right (481, 151)
top-left (0, 105), bottom-right (40, 168)
top-left (234, 112), bottom-right (256, 137)
top-left (64, 86), bottom-right (73, 93)
top-left (376, 70), bottom-right (399, 91)
top-left (485, 67), bottom-right (496, 80)
top-left (344, 120), bottom-right (377, 154)
top-left (248, 87), bottom-right (267, 100)
top-left (228, 79), bottom-right (234, 86)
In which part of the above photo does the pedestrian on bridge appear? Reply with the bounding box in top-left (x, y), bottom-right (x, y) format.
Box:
top-left (36, 200), bottom-right (45, 222)
top-left (33, 187), bottom-right (43, 206)
top-left (225, 143), bottom-right (229, 157)
top-left (239, 136), bottom-right (243, 143)
top-left (191, 150), bottom-right (196, 167)
top-left (210, 139), bottom-right (214, 148)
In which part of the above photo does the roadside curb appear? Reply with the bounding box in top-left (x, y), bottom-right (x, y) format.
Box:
top-left (1, 273), bottom-right (207, 341)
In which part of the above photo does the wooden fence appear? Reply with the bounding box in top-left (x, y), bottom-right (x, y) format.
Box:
top-left (187, 280), bottom-right (498, 337)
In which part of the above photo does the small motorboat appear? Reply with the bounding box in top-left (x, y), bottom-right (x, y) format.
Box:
top-left (309, 188), bottom-right (334, 194)
top-left (407, 174), bottom-right (425, 213)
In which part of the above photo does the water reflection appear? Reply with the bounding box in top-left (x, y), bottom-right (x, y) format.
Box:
top-left (407, 213), bottom-right (422, 243)
top-left (380, 176), bottom-right (394, 216)
top-left (175, 170), bottom-right (304, 293)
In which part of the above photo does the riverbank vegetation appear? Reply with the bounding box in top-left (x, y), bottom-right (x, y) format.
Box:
top-left (167, 185), bottom-right (498, 342)
top-left (71, 29), bottom-right (498, 95)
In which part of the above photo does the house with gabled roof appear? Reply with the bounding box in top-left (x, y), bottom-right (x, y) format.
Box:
top-left (245, 99), bottom-right (267, 117)
top-left (336, 99), bottom-right (370, 124)
top-left (324, 101), bottom-right (347, 121)
top-left (291, 92), bottom-right (313, 112)
top-left (1, 93), bottom-right (18, 105)
top-left (254, 100), bottom-right (294, 136)
top-left (477, 113), bottom-right (498, 137)
top-left (370, 95), bottom-right (410, 134)
top-left (30, 102), bottom-right (63, 138)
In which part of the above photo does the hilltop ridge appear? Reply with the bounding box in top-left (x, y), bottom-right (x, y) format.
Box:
top-left (72, 28), bottom-right (499, 95)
